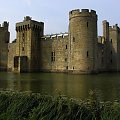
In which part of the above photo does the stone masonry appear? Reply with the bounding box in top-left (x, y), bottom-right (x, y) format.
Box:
top-left (0, 22), bottom-right (9, 71)
top-left (1, 9), bottom-right (120, 74)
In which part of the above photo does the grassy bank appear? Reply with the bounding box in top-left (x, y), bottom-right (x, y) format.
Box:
top-left (0, 91), bottom-right (120, 120)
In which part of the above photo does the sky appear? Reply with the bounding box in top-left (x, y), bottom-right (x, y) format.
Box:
top-left (0, 0), bottom-right (120, 42)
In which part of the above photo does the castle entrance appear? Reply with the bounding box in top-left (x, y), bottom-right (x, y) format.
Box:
top-left (14, 56), bottom-right (28, 72)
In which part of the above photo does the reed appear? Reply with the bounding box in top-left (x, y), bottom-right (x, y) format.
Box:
top-left (0, 90), bottom-right (119, 120)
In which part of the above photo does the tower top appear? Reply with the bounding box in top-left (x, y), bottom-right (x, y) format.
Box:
top-left (69, 9), bottom-right (96, 15)
top-left (69, 9), bottom-right (97, 20)
top-left (23, 16), bottom-right (32, 21)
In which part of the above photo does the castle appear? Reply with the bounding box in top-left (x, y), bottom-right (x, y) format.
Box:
top-left (1, 9), bottom-right (120, 74)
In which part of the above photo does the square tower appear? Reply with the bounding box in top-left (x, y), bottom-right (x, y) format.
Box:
top-left (0, 21), bottom-right (10, 71)
top-left (15, 16), bottom-right (44, 72)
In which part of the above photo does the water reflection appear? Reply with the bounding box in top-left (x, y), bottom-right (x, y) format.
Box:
top-left (0, 72), bottom-right (120, 101)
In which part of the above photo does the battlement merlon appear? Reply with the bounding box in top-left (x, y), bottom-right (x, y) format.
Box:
top-left (69, 9), bottom-right (97, 20)
top-left (0, 21), bottom-right (9, 30)
top-left (23, 16), bottom-right (32, 21)
top-left (109, 24), bottom-right (120, 31)
top-left (16, 16), bottom-right (44, 32)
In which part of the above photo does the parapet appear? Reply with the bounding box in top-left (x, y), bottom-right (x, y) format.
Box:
top-left (42, 32), bottom-right (68, 40)
top-left (109, 24), bottom-right (120, 31)
top-left (16, 16), bottom-right (44, 32)
top-left (69, 9), bottom-right (97, 19)
top-left (2, 21), bottom-right (9, 27)
top-left (69, 9), bottom-right (80, 14)
top-left (0, 21), bottom-right (9, 31)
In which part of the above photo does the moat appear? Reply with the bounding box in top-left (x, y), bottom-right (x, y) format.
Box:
top-left (0, 72), bottom-right (120, 101)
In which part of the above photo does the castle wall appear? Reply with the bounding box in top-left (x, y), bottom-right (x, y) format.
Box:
top-left (0, 22), bottom-right (10, 71)
top-left (101, 21), bottom-right (120, 72)
top-left (97, 36), bottom-right (106, 71)
top-left (108, 25), bottom-right (120, 71)
top-left (102, 20), bottom-right (110, 70)
top-left (40, 34), bottom-right (68, 72)
top-left (117, 29), bottom-right (120, 71)
top-left (6, 9), bottom-right (120, 74)
top-left (8, 42), bottom-right (16, 71)
top-left (68, 9), bottom-right (98, 74)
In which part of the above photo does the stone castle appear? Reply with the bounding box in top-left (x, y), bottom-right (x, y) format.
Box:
top-left (0, 9), bottom-right (120, 74)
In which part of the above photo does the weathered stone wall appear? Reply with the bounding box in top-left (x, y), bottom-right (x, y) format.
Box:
top-left (40, 34), bottom-right (68, 72)
top-left (15, 16), bottom-right (44, 72)
top-left (68, 9), bottom-right (98, 74)
top-left (8, 42), bottom-right (16, 71)
top-left (109, 25), bottom-right (120, 71)
top-left (97, 36), bottom-right (106, 71)
top-left (117, 29), bottom-right (120, 71)
top-left (0, 22), bottom-right (10, 71)
top-left (101, 20), bottom-right (120, 72)
top-left (6, 9), bottom-right (120, 74)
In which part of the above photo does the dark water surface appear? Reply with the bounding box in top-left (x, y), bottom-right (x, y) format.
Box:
top-left (0, 72), bottom-right (120, 101)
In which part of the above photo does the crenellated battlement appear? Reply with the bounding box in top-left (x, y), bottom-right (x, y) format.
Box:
top-left (69, 9), bottom-right (96, 14)
top-left (109, 24), bottom-right (120, 31)
top-left (0, 21), bottom-right (9, 31)
top-left (41, 32), bottom-right (68, 40)
top-left (69, 9), bottom-right (97, 20)
top-left (16, 16), bottom-right (44, 32)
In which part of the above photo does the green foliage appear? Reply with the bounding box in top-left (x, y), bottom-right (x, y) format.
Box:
top-left (0, 90), bottom-right (120, 120)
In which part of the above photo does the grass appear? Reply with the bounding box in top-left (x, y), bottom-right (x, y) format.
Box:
top-left (0, 90), bottom-right (119, 120)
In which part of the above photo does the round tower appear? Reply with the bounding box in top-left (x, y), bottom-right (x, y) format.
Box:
top-left (68, 9), bottom-right (98, 73)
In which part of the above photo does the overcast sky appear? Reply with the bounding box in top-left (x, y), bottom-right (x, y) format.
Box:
top-left (0, 0), bottom-right (119, 42)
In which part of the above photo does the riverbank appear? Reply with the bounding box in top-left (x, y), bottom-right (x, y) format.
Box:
top-left (0, 91), bottom-right (119, 120)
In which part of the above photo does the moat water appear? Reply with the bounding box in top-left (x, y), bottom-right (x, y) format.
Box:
top-left (0, 72), bottom-right (120, 101)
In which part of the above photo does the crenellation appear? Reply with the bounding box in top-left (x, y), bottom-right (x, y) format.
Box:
top-left (2, 21), bottom-right (9, 28)
top-left (91, 10), bottom-right (96, 14)
top-left (43, 33), bottom-right (68, 41)
top-left (24, 16), bottom-right (31, 21)
top-left (69, 9), bottom-right (80, 15)
top-left (109, 24), bottom-right (119, 31)
top-left (69, 9), bottom-right (97, 21)
top-left (81, 9), bottom-right (89, 12)
top-left (70, 9), bottom-right (96, 15)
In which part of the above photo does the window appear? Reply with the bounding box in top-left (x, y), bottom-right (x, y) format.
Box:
top-left (28, 24), bottom-right (30, 29)
top-left (110, 59), bottom-right (112, 64)
top-left (102, 57), bottom-right (104, 64)
top-left (66, 45), bottom-right (67, 49)
top-left (73, 37), bottom-right (75, 42)
top-left (87, 51), bottom-right (89, 57)
top-left (51, 51), bottom-right (55, 62)
top-left (111, 51), bottom-right (112, 54)
top-left (51, 52), bottom-right (54, 56)
top-left (87, 22), bottom-right (88, 28)
top-left (111, 39), bottom-right (112, 43)
top-left (22, 47), bottom-right (24, 51)
top-left (65, 58), bottom-right (67, 62)
top-left (22, 33), bottom-right (25, 42)
top-left (66, 66), bottom-right (68, 69)
top-left (22, 33), bottom-right (24, 37)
